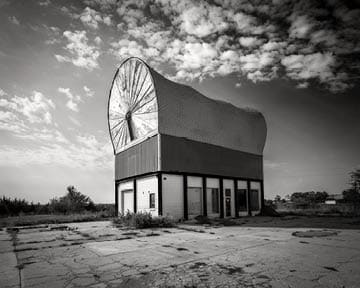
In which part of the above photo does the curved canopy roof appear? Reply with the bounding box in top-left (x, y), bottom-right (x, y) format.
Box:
top-left (108, 57), bottom-right (267, 156)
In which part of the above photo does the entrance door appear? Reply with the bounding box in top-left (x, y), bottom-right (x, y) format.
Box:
top-left (225, 188), bottom-right (231, 217)
top-left (188, 187), bottom-right (202, 217)
top-left (250, 189), bottom-right (259, 211)
top-left (122, 190), bottom-right (134, 214)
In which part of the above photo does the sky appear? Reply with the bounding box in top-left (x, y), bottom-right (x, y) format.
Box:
top-left (0, 0), bottom-right (359, 203)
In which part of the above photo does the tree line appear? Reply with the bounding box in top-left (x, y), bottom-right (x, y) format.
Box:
top-left (272, 168), bottom-right (360, 204)
top-left (0, 186), bottom-right (114, 217)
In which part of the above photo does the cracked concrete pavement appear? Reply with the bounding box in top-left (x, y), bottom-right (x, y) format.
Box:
top-left (1, 220), bottom-right (360, 287)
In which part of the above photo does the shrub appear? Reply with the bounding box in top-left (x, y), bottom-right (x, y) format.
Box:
top-left (113, 211), bottom-right (175, 229)
top-left (0, 196), bottom-right (39, 216)
top-left (151, 215), bottom-right (176, 228)
top-left (48, 186), bottom-right (96, 214)
top-left (194, 215), bottom-right (211, 225)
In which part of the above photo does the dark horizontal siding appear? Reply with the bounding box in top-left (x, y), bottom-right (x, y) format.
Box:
top-left (115, 135), bottom-right (158, 180)
top-left (160, 134), bottom-right (263, 180)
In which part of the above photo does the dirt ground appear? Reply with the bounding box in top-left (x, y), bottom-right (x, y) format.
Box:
top-left (1, 216), bottom-right (360, 288)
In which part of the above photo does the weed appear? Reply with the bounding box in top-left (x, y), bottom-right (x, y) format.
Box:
top-left (113, 211), bottom-right (176, 229)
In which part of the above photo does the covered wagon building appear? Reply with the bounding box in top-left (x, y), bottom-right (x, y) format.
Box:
top-left (108, 57), bottom-right (267, 220)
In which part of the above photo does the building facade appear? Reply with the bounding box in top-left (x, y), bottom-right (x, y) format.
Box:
top-left (108, 57), bottom-right (267, 220)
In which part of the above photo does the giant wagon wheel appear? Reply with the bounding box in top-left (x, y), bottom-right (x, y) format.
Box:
top-left (108, 58), bottom-right (158, 154)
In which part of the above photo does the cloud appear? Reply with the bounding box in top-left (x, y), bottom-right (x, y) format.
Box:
top-left (297, 82), bottom-right (309, 89)
top-left (0, 88), bottom-right (6, 96)
top-left (281, 53), bottom-right (336, 83)
top-left (8, 16), bottom-right (20, 25)
top-left (83, 86), bottom-right (94, 97)
top-left (288, 15), bottom-right (314, 39)
top-left (55, 30), bottom-right (100, 70)
top-left (38, 0), bottom-right (50, 6)
top-left (264, 160), bottom-right (287, 169)
top-left (107, 0), bottom-right (358, 92)
top-left (58, 87), bottom-right (81, 112)
top-left (239, 37), bottom-right (262, 48)
top-left (179, 3), bottom-right (228, 37)
top-left (83, 0), bottom-right (117, 11)
top-left (79, 7), bottom-right (112, 29)
top-left (0, 90), bottom-right (67, 145)
top-left (94, 36), bottom-right (102, 45)
top-left (0, 91), bottom-right (55, 124)
top-left (0, 134), bottom-right (113, 170)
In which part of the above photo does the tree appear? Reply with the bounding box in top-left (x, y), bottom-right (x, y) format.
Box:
top-left (349, 168), bottom-right (360, 193)
top-left (49, 186), bottom-right (95, 214)
top-left (342, 168), bottom-right (360, 203)
top-left (274, 195), bottom-right (282, 202)
top-left (290, 191), bottom-right (328, 204)
top-left (343, 189), bottom-right (360, 203)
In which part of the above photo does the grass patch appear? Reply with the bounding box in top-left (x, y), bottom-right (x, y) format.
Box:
top-left (217, 264), bottom-right (244, 275)
top-left (113, 211), bottom-right (176, 229)
top-left (0, 213), bottom-right (114, 228)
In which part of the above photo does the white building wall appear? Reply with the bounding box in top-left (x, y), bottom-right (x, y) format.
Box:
top-left (188, 176), bottom-right (202, 187)
top-left (206, 178), bottom-right (220, 218)
top-left (118, 181), bottom-right (134, 214)
top-left (223, 179), bottom-right (235, 217)
top-left (162, 174), bottom-right (183, 220)
top-left (136, 176), bottom-right (158, 217)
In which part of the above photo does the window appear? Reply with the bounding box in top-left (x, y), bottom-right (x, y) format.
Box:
top-left (225, 189), bottom-right (231, 197)
top-left (211, 188), bottom-right (219, 213)
top-left (149, 193), bottom-right (155, 208)
top-left (250, 189), bottom-right (259, 211)
top-left (237, 189), bottom-right (247, 211)
top-left (250, 181), bottom-right (261, 211)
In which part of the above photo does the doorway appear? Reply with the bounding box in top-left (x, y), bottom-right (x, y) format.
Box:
top-left (121, 189), bottom-right (134, 214)
top-left (225, 188), bottom-right (231, 217)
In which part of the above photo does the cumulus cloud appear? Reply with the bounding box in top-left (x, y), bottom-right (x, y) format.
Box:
top-left (0, 134), bottom-right (113, 170)
top-left (239, 37), bottom-right (262, 48)
top-left (0, 90), bottom-right (67, 146)
top-left (79, 7), bottom-right (112, 29)
top-left (83, 86), bottom-right (95, 97)
top-left (94, 36), bottom-right (102, 45)
top-left (55, 30), bottom-right (100, 70)
top-left (281, 53), bottom-right (335, 83)
top-left (8, 16), bottom-right (20, 25)
top-left (58, 87), bottom-right (81, 112)
top-left (0, 91), bottom-right (55, 124)
top-left (102, 0), bottom-right (360, 92)
top-left (0, 89), bottom-right (111, 171)
top-left (0, 88), bottom-right (6, 97)
top-left (288, 15), bottom-right (314, 39)
top-left (178, 3), bottom-right (228, 37)
top-left (38, 0), bottom-right (51, 6)
top-left (84, 0), bottom-right (117, 11)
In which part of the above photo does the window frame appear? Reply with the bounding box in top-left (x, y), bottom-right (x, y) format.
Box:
top-left (149, 192), bottom-right (156, 209)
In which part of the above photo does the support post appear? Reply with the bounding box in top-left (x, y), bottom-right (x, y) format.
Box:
top-left (260, 180), bottom-right (265, 213)
top-left (115, 181), bottom-right (119, 217)
top-left (157, 173), bottom-right (162, 216)
top-left (202, 177), bottom-right (207, 216)
top-left (183, 175), bottom-right (188, 220)
top-left (219, 178), bottom-right (224, 218)
top-left (247, 180), bottom-right (252, 216)
top-left (234, 179), bottom-right (239, 218)
top-left (133, 178), bottom-right (137, 213)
